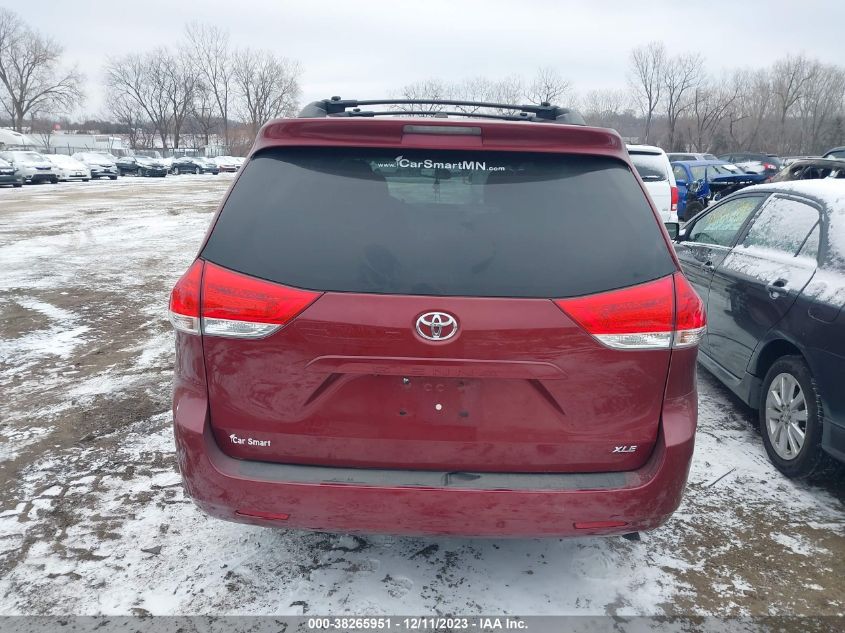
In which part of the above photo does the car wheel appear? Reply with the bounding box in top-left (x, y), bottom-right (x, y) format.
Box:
top-left (194, 166), bottom-right (200, 175)
top-left (109, 176), bottom-right (117, 180)
top-left (13, 182), bottom-right (22, 188)
top-left (82, 179), bottom-right (89, 182)
top-left (173, 167), bottom-right (180, 175)
top-left (759, 356), bottom-right (837, 479)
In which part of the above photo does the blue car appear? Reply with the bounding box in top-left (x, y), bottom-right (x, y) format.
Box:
top-left (671, 160), bottom-right (766, 220)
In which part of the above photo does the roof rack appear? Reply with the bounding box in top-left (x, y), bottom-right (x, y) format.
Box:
top-left (298, 97), bottom-right (586, 125)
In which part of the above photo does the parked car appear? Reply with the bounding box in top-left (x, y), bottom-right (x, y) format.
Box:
top-left (211, 155), bottom-right (243, 172)
top-left (769, 158), bottom-right (845, 183)
top-left (627, 144), bottom-right (678, 222)
top-left (0, 150), bottom-right (58, 184)
top-left (670, 180), bottom-right (845, 479)
top-left (170, 156), bottom-right (219, 175)
top-left (667, 152), bottom-right (719, 162)
top-left (822, 147), bottom-right (845, 160)
top-left (0, 156), bottom-right (23, 187)
top-left (45, 154), bottom-right (91, 182)
top-left (717, 152), bottom-right (783, 177)
top-left (116, 155), bottom-right (169, 177)
top-left (72, 152), bottom-right (119, 180)
top-left (671, 160), bottom-right (766, 220)
top-left (169, 97), bottom-right (706, 538)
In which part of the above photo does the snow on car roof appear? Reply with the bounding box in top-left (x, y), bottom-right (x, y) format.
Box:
top-left (749, 179), bottom-right (845, 209)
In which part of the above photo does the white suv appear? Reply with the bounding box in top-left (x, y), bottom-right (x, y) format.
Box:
top-left (627, 145), bottom-right (677, 222)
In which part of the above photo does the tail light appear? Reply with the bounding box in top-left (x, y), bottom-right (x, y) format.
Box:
top-left (670, 185), bottom-right (679, 213)
top-left (168, 260), bottom-right (203, 334)
top-left (168, 260), bottom-right (321, 339)
top-left (554, 273), bottom-right (705, 350)
top-left (763, 162), bottom-right (777, 171)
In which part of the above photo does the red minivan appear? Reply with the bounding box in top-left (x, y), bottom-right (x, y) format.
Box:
top-left (170, 98), bottom-right (705, 537)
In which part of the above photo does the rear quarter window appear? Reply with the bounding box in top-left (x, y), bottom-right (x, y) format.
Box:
top-left (201, 148), bottom-right (676, 298)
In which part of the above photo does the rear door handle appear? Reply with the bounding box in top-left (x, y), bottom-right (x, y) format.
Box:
top-left (703, 260), bottom-right (715, 270)
top-left (766, 278), bottom-right (788, 298)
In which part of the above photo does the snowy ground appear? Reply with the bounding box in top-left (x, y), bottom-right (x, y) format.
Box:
top-left (0, 176), bottom-right (843, 617)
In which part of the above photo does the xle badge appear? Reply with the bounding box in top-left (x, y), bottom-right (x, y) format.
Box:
top-left (612, 445), bottom-right (638, 453)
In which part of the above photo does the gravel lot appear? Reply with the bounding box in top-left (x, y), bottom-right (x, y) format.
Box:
top-left (0, 176), bottom-right (843, 617)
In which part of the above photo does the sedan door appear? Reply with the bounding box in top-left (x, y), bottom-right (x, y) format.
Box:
top-left (674, 194), bottom-right (768, 353)
top-left (706, 195), bottom-right (820, 379)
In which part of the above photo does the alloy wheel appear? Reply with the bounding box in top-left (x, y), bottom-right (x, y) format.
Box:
top-left (765, 372), bottom-right (807, 460)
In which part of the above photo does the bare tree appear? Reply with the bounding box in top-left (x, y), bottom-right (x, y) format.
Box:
top-left (796, 62), bottom-right (845, 154)
top-left (233, 48), bottom-right (302, 136)
top-left (725, 68), bottom-right (772, 150)
top-left (105, 52), bottom-right (172, 149)
top-left (105, 91), bottom-right (147, 149)
top-left (525, 67), bottom-right (571, 105)
top-left (190, 80), bottom-right (218, 148)
top-left (397, 78), bottom-right (454, 111)
top-left (0, 8), bottom-right (83, 131)
top-left (185, 23), bottom-right (234, 148)
top-left (582, 88), bottom-right (629, 127)
top-left (628, 41), bottom-right (666, 143)
top-left (685, 76), bottom-right (739, 151)
top-left (663, 53), bottom-right (704, 151)
top-left (162, 52), bottom-right (197, 149)
top-left (771, 54), bottom-right (815, 153)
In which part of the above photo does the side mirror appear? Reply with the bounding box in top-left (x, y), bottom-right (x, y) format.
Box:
top-left (664, 222), bottom-right (681, 240)
top-left (689, 180), bottom-right (704, 195)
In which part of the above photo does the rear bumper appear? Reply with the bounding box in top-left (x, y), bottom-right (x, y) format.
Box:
top-left (173, 383), bottom-right (697, 538)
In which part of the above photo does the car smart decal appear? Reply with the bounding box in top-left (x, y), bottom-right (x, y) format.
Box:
top-left (374, 155), bottom-right (506, 171)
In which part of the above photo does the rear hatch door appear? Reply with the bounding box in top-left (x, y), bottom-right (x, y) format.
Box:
top-left (199, 146), bottom-right (678, 473)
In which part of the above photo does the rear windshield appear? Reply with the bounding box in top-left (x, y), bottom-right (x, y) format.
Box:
top-left (629, 153), bottom-right (668, 182)
top-left (201, 148), bottom-right (675, 298)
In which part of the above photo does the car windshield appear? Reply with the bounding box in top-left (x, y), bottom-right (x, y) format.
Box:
top-left (13, 152), bottom-right (44, 161)
top-left (825, 149), bottom-right (845, 159)
top-left (201, 147), bottom-right (675, 298)
top-left (629, 153), bottom-right (668, 181)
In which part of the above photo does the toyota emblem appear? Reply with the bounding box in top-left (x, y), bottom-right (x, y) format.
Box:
top-left (416, 312), bottom-right (458, 341)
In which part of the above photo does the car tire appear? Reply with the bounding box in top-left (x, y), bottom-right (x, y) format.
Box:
top-left (51, 177), bottom-right (59, 184)
top-left (109, 176), bottom-right (117, 180)
top-left (173, 167), bottom-right (180, 175)
top-left (194, 167), bottom-right (200, 175)
top-left (82, 179), bottom-right (89, 182)
top-left (13, 182), bottom-right (22, 188)
top-left (759, 356), bottom-right (837, 480)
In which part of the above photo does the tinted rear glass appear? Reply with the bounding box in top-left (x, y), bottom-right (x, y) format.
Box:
top-left (202, 148), bottom-right (675, 298)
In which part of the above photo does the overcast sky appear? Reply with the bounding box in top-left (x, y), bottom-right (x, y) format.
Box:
top-left (8, 0), bottom-right (845, 118)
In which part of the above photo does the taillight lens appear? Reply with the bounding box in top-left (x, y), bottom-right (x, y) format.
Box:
top-left (670, 186), bottom-right (679, 212)
top-left (168, 259), bottom-right (203, 334)
top-left (200, 262), bottom-right (320, 338)
top-left (673, 272), bottom-right (707, 348)
top-left (167, 260), bottom-right (320, 339)
top-left (554, 273), bottom-right (705, 350)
